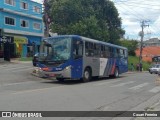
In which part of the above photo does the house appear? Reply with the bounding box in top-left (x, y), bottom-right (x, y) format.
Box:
top-left (135, 46), bottom-right (160, 62)
top-left (143, 38), bottom-right (160, 47)
top-left (0, 0), bottom-right (44, 60)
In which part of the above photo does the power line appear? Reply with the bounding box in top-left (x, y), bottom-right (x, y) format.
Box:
top-left (114, 0), bottom-right (160, 6)
top-left (124, 4), bottom-right (160, 10)
top-left (115, 4), bottom-right (143, 21)
top-left (113, 0), bottom-right (160, 39)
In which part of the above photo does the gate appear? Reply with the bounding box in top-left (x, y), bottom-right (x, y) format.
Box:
top-left (4, 42), bottom-right (10, 61)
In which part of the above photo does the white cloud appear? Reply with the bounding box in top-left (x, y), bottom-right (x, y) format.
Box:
top-left (113, 0), bottom-right (160, 40)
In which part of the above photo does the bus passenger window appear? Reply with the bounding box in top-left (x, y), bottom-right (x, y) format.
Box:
top-left (85, 42), bottom-right (94, 57)
top-left (116, 49), bottom-right (120, 57)
top-left (73, 40), bottom-right (83, 59)
top-left (120, 49), bottom-right (124, 58)
top-left (94, 43), bottom-right (100, 57)
top-left (124, 50), bottom-right (127, 58)
top-left (100, 45), bottom-right (104, 57)
top-left (105, 46), bottom-right (110, 58)
top-left (109, 47), bottom-right (113, 57)
top-left (85, 42), bottom-right (89, 56)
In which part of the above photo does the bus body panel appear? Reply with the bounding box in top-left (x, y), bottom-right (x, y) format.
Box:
top-left (83, 57), bottom-right (100, 77)
top-left (99, 58), bottom-right (108, 76)
top-left (71, 58), bottom-right (83, 79)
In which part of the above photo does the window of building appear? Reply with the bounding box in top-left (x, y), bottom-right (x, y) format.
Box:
top-left (33, 23), bottom-right (41, 30)
top-left (21, 2), bottom-right (28, 9)
top-left (21, 20), bottom-right (29, 28)
top-left (5, 0), bottom-right (15, 6)
top-left (33, 6), bottom-right (40, 13)
top-left (5, 17), bottom-right (15, 25)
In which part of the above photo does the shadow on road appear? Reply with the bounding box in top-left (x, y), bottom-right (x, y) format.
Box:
top-left (41, 75), bottom-right (127, 85)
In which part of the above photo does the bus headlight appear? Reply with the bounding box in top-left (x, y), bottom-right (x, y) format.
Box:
top-left (64, 66), bottom-right (71, 70)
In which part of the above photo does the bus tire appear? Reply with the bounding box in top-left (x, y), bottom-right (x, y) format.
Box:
top-left (113, 67), bottom-right (119, 78)
top-left (56, 78), bottom-right (64, 82)
top-left (33, 63), bottom-right (36, 66)
top-left (83, 68), bottom-right (92, 82)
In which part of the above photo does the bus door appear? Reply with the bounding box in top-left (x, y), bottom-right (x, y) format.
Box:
top-left (71, 39), bottom-right (83, 79)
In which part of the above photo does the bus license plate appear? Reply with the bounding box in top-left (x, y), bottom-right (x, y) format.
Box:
top-left (49, 73), bottom-right (55, 77)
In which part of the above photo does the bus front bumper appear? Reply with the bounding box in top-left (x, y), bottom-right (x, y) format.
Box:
top-left (34, 67), bottom-right (71, 79)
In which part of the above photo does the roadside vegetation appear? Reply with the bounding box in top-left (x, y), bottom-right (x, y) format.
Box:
top-left (46, 0), bottom-right (124, 44)
top-left (19, 57), bottom-right (32, 61)
top-left (128, 56), bottom-right (151, 71)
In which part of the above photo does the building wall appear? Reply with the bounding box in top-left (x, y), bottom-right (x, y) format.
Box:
top-left (0, 0), bottom-right (44, 58)
top-left (0, 0), bottom-right (42, 18)
top-left (135, 46), bottom-right (160, 62)
top-left (0, 12), bottom-right (43, 34)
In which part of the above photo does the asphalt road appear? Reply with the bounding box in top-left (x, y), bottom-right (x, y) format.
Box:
top-left (0, 62), bottom-right (160, 120)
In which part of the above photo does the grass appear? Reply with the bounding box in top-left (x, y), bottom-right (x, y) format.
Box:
top-left (128, 56), bottom-right (151, 71)
top-left (19, 57), bottom-right (32, 61)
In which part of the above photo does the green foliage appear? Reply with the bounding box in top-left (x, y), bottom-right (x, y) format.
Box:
top-left (128, 56), bottom-right (151, 71)
top-left (19, 57), bottom-right (32, 61)
top-left (119, 39), bottom-right (138, 56)
top-left (49, 0), bottom-right (124, 43)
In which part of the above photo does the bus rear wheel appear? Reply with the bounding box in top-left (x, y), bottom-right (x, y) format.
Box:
top-left (83, 68), bottom-right (92, 82)
top-left (113, 67), bottom-right (119, 78)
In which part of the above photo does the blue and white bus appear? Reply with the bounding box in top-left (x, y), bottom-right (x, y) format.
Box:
top-left (37, 35), bottom-right (128, 82)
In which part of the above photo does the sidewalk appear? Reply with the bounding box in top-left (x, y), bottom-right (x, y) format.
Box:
top-left (0, 59), bottom-right (32, 64)
top-left (0, 60), bottom-right (11, 65)
top-left (127, 71), bottom-right (149, 74)
top-left (10, 58), bottom-right (32, 64)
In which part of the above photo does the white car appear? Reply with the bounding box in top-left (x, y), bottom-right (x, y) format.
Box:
top-left (149, 64), bottom-right (160, 74)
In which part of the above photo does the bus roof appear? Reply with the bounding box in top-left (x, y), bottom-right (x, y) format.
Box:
top-left (43, 35), bottom-right (127, 50)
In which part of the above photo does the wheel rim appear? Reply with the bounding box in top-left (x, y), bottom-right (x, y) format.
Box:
top-left (84, 70), bottom-right (89, 79)
top-left (115, 69), bottom-right (119, 77)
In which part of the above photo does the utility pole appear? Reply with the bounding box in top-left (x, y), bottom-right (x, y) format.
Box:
top-left (139, 20), bottom-right (149, 71)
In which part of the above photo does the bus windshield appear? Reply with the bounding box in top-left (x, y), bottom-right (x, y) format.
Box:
top-left (40, 37), bottom-right (71, 62)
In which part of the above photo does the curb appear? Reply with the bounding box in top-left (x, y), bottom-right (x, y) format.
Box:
top-left (127, 71), bottom-right (149, 74)
top-left (10, 60), bottom-right (32, 64)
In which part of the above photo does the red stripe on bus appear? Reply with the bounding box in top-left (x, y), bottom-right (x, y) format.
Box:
top-left (111, 60), bottom-right (116, 74)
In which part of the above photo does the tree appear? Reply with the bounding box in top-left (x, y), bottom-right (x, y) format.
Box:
top-left (48, 0), bottom-right (124, 43)
top-left (119, 39), bottom-right (138, 56)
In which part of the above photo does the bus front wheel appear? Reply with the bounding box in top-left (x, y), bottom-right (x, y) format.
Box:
top-left (56, 78), bottom-right (64, 82)
top-left (83, 68), bottom-right (92, 82)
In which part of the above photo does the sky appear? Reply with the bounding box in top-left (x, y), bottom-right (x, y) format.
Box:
top-left (112, 0), bottom-right (160, 40)
top-left (34, 0), bottom-right (160, 40)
